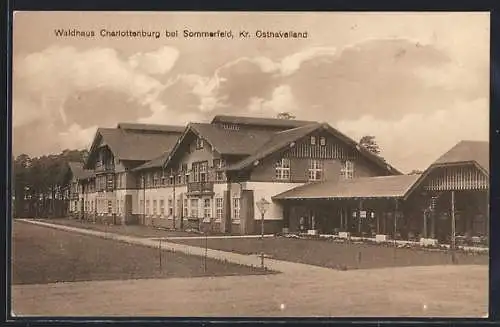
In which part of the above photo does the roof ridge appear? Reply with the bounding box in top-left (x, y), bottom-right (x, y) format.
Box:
top-left (274, 122), bottom-right (321, 135)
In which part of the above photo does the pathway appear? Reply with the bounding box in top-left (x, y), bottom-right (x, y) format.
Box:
top-left (12, 219), bottom-right (488, 317)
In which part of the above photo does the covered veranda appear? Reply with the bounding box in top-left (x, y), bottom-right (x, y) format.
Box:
top-left (274, 175), bottom-right (423, 240)
top-left (405, 161), bottom-right (489, 247)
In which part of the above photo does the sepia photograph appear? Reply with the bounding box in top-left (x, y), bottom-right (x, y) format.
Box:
top-left (11, 11), bottom-right (489, 318)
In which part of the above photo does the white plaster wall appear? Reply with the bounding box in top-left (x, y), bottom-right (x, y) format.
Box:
top-left (244, 182), bottom-right (305, 220)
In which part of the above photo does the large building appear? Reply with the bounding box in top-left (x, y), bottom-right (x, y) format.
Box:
top-left (66, 116), bottom-right (489, 244)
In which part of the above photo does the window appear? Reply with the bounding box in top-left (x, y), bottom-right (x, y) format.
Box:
top-left (310, 136), bottom-right (316, 145)
top-left (232, 197), bottom-right (240, 222)
top-left (221, 123), bottom-right (240, 130)
top-left (275, 158), bottom-right (291, 180)
top-left (107, 200), bottom-right (112, 214)
top-left (169, 175), bottom-right (175, 185)
top-left (106, 174), bottom-right (114, 190)
top-left (146, 200), bottom-right (150, 215)
top-left (160, 199), bottom-right (165, 216)
top-left (190, 199), bottom-right (199, 218)
top-left (215, 171), bottom-right (226, 182)
top-left (203, 198), bottom-right (212, 220)
top-left (140, 200), bottom-right (144, 214)
top-left (200, 162), bottom-right (208, 182)
top-left (168, 198), bottom-right (173, 216)
top-left (320, 137), bottom-right (326, 146)
top-left (196, 137), bottom-right (204, 149)
top-left (183, 198), bottom-right (188, 218)
top-left (216, 197), bottom-right (224, 221)
top-left (153, 200), bottom-right (157, 215)
top-left (214, 159), bottom-right (226, 182)
top-left (146, 174), bottom-right (152, 188)
top-left (139, 175), bottom-right (145, 188)
top-left (308, 159), bottom-right (323, 181)
top-left (161, 173), bottom-right (167, 186)
top-left (341, 160), bottom-right (355, 179)
top-left (192, 163), bottom-right (200, 182)
top-left (192, 161), bottom-right (208, 183)
top-left (153, 173), bottom-right (159, 187)
top-left (213, 159), bottom-right (225, 169)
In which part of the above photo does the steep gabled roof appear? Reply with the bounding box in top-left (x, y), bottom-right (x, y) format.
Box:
top-left (85, 124), bottom-right (184, 168)
top-left (211, 115), bottom-right (315, 129)
top-left (226, 123), bottom-right (322, 171)
top-left (161, 123), bottom-right (278, 169)
top-left (273, 174), bottom-right (421, 200)
top-left (133, 151), bottom-right (170, 171)
top-left (432, 140), bottom-right (489, 174)
top-left (67, 161), bottom-right (95, 180)
top-left (190, 123), bottom-right (275, 155)
top-left (403, 140), bottom-right (490, 197)
top-left (226, 122), bottom-right (401, 175)
top-left (117, 123), bottom-right (185, 134)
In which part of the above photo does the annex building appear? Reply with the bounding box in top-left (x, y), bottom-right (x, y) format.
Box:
top-left (65, 115), bottom-right (489, 245)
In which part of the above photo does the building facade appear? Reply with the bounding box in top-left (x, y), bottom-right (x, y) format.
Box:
top-left (66, 116), bottom-right (489, 244)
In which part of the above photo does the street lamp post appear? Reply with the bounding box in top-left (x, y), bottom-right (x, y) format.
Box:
top-left (256, 198), bottom-right (271, 270)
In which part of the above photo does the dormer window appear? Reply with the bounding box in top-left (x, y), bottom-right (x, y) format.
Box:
top-left (320, 137), bottom-right (327, 146)
top-left (196, 137), bottom-right (204, 150)
top-left (221, 123), bottom-right (240, 130)
top-left (310, 136), bottom-right (316, 145)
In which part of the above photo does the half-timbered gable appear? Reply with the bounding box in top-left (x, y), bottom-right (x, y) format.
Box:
top-left (229, 123), bottom-right (399, 184)
top-left (423, 164), bottom-right (488, 191)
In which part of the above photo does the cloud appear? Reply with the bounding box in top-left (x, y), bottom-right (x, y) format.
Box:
top-left (58, 124), bottom-right (98, 151)
top-left (280, 46), bottom-right (338, 76)
top-left (15, 46), bottom-right (163, 102)
top-left (128, 46), bottom-right (180, 75)
top-left (13, 36), bottom-right (488, 169)
top-left (335, 97), bottom-right (489, 173)
top-left (248, 85), bottom-right (298, 115)
top-left (12, 45), bottom-right (181, 155)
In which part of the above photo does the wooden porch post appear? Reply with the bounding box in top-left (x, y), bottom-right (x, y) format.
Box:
top-left (423, 210), bottom-right (427, 238)
top-left (394, 199), bottom-right (399, 242)
top-left (485, 190), bottom-right (489, 237)
top-left (358, 199), bottom-right (363, 235)
top-left (340, 207), bottom-right (344, 232)
top-left (376, 210), bottom-right (380, 234)
top-left (451, 190), bottom-right (456, 249)
top-left (431, 200), bottom-right (436, 239)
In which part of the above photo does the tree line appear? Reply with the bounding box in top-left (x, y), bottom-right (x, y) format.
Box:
top-left (12, 149), bottom-right (88, 217)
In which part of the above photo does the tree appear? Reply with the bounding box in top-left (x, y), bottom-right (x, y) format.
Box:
top-left (359, 135), bottom-right (381, 156)
top-left (276, 112), bottom-right (296, 120)
top-left (408, 169), bottom-right (423, 175)
top-left (12, 148), bottom-right (89, 217)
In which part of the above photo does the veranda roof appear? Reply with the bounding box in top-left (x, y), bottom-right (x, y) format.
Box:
top-left (273, 174), bottom-right (421, 200)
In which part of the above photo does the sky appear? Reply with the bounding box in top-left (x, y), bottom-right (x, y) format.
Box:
top-left (12, 11), bottom-right (490, 173)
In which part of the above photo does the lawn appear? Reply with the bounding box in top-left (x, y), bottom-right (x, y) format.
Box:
top-left (12, 222), bottom-right (270, 285)
top-left (171, 236), bottom-right (488, 270)
top-left (38, 218), bottom-right (196, 238)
